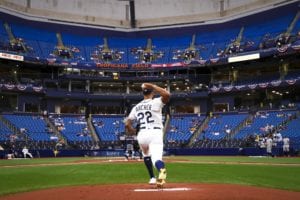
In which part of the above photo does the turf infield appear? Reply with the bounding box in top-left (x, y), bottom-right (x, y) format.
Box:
top-left (0, 156), bottom-right (299, 196)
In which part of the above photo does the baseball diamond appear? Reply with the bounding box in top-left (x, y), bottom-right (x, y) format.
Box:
top-left (1, 0), bottom-right (300, 200)
top-left (0, 157), bottom-right (300, 200)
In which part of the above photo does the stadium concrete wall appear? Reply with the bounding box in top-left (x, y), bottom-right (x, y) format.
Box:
top-left (0, 0), bottom-right (287, 28)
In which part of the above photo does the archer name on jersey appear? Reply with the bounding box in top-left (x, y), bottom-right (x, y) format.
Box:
top-left (128, 97), bottom-right (164, 130)
top-left (135, 104), bottom-right (152, 112)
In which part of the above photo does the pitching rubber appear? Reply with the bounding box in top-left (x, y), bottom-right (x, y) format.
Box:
top-left (133, 187), bottom-right (192, 192)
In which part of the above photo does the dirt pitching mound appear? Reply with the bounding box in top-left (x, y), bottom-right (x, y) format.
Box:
top-left (1, 183), bottom-right (300, 200)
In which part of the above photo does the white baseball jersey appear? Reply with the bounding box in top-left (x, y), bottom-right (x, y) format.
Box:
top-left (128, 97), bottom-right (164, 130)
top-left (283, 137), bottom-right (290, 152)
top-left (128, 97), bottom-right (165, 163)
top-left (266, 138), bottom-right (273, 153)
top-left (283, 137), bottom-right (290, 146)
top-left (22, 148), bottom-right (29, 154)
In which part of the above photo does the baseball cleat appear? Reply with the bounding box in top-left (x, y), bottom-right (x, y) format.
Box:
top-left (156, 179), bottom-right (165, 188)
top-left (149, 177), bottom-right (157, 185)
top-left (156, 168), bottom-right (167, 187)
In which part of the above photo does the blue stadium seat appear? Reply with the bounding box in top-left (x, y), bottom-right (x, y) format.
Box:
top-left (202, 113), bottom-right (248, 140)
top-left (234, 111), bottom-right (296, 139)
top-left (49, 115), bottom-right (92, 142)
top-left (3, 114), bottom-right (51, 141)
top-left (0, 9), bottom-right (298, 64)
top-left (92, 115), bottom-right (125, 142)
top-left (166, 114), bottom-right (205, 143)
top-left (280, 117), bottom-right (300, 138)
top-left (0, 120), bottom-right (13, 141)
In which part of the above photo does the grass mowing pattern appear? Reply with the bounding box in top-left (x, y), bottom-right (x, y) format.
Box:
top-left (0, 157), bottom-right (100, 166)
top-left (0, 156), bottom-right (300, 196)
top-left (168, 156), bottom-right (300, 164)
top-left (168, 163), bottom-right (300, 191)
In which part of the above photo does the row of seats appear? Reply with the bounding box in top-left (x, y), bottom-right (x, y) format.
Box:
top-left (0, 120), bottom-right (13, 141)
top-left (0, 10), bottom-right (298, 63)
top-left (235, 111), bottom-right (297, 139)
top-left (166, 115), bottom-right (205, 143)
top-left (280, 117), bottom-right (300, 138)
top-left (1, 110), bottom-right (299, 145)
top-left (92, 115), bottom-right (125, 141)
top-left (48, 115), bottom-right (92, 142)
top-left (2, 114), bottom-right (52, 141)
top-left (200, 114), bottom-right (248, 140)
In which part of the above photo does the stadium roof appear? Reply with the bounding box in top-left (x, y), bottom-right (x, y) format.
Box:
top-left (0, 0), bottom-right (298, 31)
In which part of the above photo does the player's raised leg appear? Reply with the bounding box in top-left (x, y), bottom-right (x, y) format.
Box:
top-left (150, 142), bottom-right (167, 187)
top-left (155, 160), bottom-right (167, 187)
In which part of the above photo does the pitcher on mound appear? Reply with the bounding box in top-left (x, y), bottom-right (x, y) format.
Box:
top-left (125, 83), bottom-right (170, 188)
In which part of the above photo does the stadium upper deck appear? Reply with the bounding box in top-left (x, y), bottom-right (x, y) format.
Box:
top-left (0, 1), bottom-right (299, 68)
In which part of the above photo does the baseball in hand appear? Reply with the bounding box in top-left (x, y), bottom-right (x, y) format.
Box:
top-left (141, 83), bottom-right (145, 88)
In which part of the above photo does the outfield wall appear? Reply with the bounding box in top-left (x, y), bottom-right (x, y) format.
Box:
top-left (1, 147), bottom-right (297, 159)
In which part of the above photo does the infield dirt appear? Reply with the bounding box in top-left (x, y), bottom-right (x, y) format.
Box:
top-left (1, 183), bottom-right (300, 200)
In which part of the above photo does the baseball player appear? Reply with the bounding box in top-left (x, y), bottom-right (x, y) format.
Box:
top-left (282, 136), bottom-right (290, 157)
top-left (124, 141), bottom-right (135, 161)
top-left (22, 146), bottom-right (33, 158)
top-left (266, 135), bottom-right (273, 157)
top-left (125, 83), bottom-right (170, 187)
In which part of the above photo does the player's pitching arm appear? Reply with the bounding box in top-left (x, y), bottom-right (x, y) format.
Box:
top-left (142, 83), bottom-right (170, 104)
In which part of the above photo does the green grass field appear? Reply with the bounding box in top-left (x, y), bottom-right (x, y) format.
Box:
top-left (0, 156), bottom-right (300, 196)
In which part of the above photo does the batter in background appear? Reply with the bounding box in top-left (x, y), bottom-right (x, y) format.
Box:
top-left (125, 83), bottom-right (170, 188)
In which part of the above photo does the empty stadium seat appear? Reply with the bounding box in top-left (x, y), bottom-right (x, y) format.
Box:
top-left (3, 114), bottom-right (52, 141)
top-left (234, 110), bottom-right (297, 139)
top-left (0, 9), bottom-right (298, 64)
top-left (48, 114), bottom-right (92, 142)
top-left (92, 115), bottom-right (125, 142)
top-left (201, 113), bottom-right (248, 140)
top-left (166, 114), bottom-right (205, 143)
top-left (0, 120), bottom-right (13, 141)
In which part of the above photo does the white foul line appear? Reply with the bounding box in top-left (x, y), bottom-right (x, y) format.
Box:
top-left (134, 187), bottom-right (192, 192)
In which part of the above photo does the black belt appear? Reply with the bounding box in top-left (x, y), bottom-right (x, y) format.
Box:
top-left (140, 127), bottom-right (161, 130)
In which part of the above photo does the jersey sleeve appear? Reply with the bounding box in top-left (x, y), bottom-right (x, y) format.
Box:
top-left (152, 97), bottom-right (164, 110)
